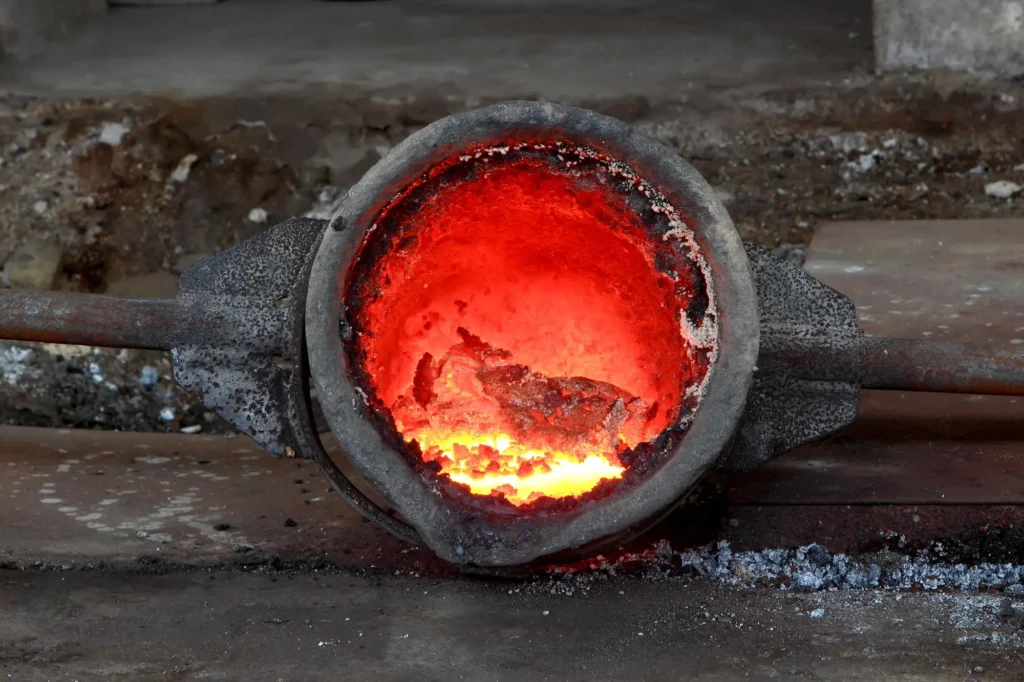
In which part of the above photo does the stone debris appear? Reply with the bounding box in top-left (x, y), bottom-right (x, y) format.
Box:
top-left (139, 366), bottom-right (160, 389)
top-left (828, 131), bottom-right (870, 154)
top-left (2, 238), bottom-right (63, 290)
top-left (984, 180), bottom-right (1022, 198)
top-left (1, 347), bottom-right (32, 385)
top-left (847, 152), bottom-right (877, 173)
top-left (600, 540), bottom-right (1024, 593)
top-left (98, 122), bottom-right (130, 147)
top-left (0, 339), bottom-right (214, 432)
top-left (247, 207), bottom-right (268, 224)
top-left (170, 154), bottom-right (199, 184)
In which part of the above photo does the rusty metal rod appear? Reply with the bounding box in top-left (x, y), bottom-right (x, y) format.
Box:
top-left (765, 333), bottom-right (1024, 397)
top-left (855, 337), bottom-right (1024, 396)
top-left (0, 290), bottom-right (184, 351)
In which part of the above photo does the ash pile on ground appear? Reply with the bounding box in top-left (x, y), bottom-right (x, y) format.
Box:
top-left (529, 539), bottom-right (1024, 598)
top-left (1, 342), bottom-right (214, 432)
top-left (1, 73), bottom-right (1023, 431)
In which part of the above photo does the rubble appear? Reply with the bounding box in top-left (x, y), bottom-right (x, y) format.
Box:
top-left (98, 121), bottom-right (130, 147)
top-left (247, 207), bottom-right (268, 224)
top-left (0, 340), bottom-right (217, 433)
top-left (605, 540), bottom-right (1024, 593)
top-left (170, 153), bottom-right (199, 184)
top-left (139, 365), bottom-right (159, 388)
top-left (2, 238), bottom-right (63, 290)
top-left (1, 347), bottom-right (32, 384)
top-left (985, 180), bottom-right (1022, 198)
top-left (847, 152), bottom-right (877, 173)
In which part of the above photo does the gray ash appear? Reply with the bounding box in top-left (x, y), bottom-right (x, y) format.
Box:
top-left (536, 540), bottom-right (1024, 594)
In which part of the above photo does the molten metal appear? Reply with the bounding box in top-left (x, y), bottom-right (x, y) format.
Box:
top-left (350, 146), bottom-right (703, 507)
top-left (392, 328), bottom-right (651, 505)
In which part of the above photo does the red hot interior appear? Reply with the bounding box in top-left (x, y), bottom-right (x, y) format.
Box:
top-left (347, 144), bottom-right (710, 508)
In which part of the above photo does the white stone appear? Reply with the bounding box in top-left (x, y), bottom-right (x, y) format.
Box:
top-left (829, 132), bottom-right (869, 153)
top-left (170, 154), bottom-right (198, 183)
top-left (848, 153), bottom-right (876, 173)
top-left (247, 207), bottom-right (268, 224)
top-left (3, 239), bottom-right (63, 290)
top-left (99, 122), bottom-right (130, 146)
top-left (985, 180), bottom-right (1022, 198)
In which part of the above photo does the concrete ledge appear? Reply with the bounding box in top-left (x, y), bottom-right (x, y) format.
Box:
top-left (0, 0), bottom-right (106, 59)
top-left (875, 0), bottom-right (1024, 74)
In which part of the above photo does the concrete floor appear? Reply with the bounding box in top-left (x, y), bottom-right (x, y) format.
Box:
top-left (0, 0), bottom-right (873, 99)
top-left (0, 426), bottom-right (446, 573)
top-left (2, 571), bottom-right (1021, 681)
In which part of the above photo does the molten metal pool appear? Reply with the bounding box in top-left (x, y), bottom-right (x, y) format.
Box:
top-left (346, 141), bottom-right (715, 509)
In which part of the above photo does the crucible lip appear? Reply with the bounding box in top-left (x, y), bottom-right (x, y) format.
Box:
top-left (306, 101), bottom-right (759, 567)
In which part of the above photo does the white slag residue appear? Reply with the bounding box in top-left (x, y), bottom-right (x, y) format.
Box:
top-left (985, 180), bottom-right (1022, 199)
top-left (247, 207), bottom-right (268, 224)
top-left (98, 121), bottom-right (130, 147)
top-left (170, 154), bottom-right (198, 184)
top-left (1, 346), bottom-right (32, 385)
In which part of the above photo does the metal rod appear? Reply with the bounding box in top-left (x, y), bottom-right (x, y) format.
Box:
top-left (854, 336), bottom-right (1024, 396)
top-left (764, 333), bottom-right (1024, 397)
top-left (0, 290), bottom-right (184, 351)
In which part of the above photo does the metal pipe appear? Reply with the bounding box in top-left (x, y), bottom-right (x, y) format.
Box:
top-left (0, 290), bottom-right (184, 351)
top-left (763, 332), bottom-right (1024, 397)
top-left (853, 336), bottom-right (1024, 396)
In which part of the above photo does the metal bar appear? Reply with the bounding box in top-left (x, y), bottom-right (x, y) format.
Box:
top-left (0, 290), bottom-right (184, 351)
top-left (764, 332), bottom-right (1024, 397)
top-left (855, 337), bottom-right (1024, 396)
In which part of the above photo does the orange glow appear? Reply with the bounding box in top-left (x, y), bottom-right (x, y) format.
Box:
top-left (391, 328), bottom-right (647, 505)
top-left (349, 147), bottom-right (704, 507)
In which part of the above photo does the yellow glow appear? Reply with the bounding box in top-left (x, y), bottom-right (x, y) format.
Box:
top-left (448, 455), bottom-right (624, 503)
top-left (410, 429), bottom-right (626, 506)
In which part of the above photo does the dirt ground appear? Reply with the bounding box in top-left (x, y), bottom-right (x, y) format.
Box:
top-left (1, 73), bottom-right (1023, 432)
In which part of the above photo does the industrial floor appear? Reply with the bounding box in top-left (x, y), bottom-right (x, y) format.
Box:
top-left (1, 0), bottom-right (873, 99)
top-left (3, 571), bottom-right (1020, 681)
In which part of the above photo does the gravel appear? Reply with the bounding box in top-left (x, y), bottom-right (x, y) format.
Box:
top-left (541, 540), bottom-right (1024, 595)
